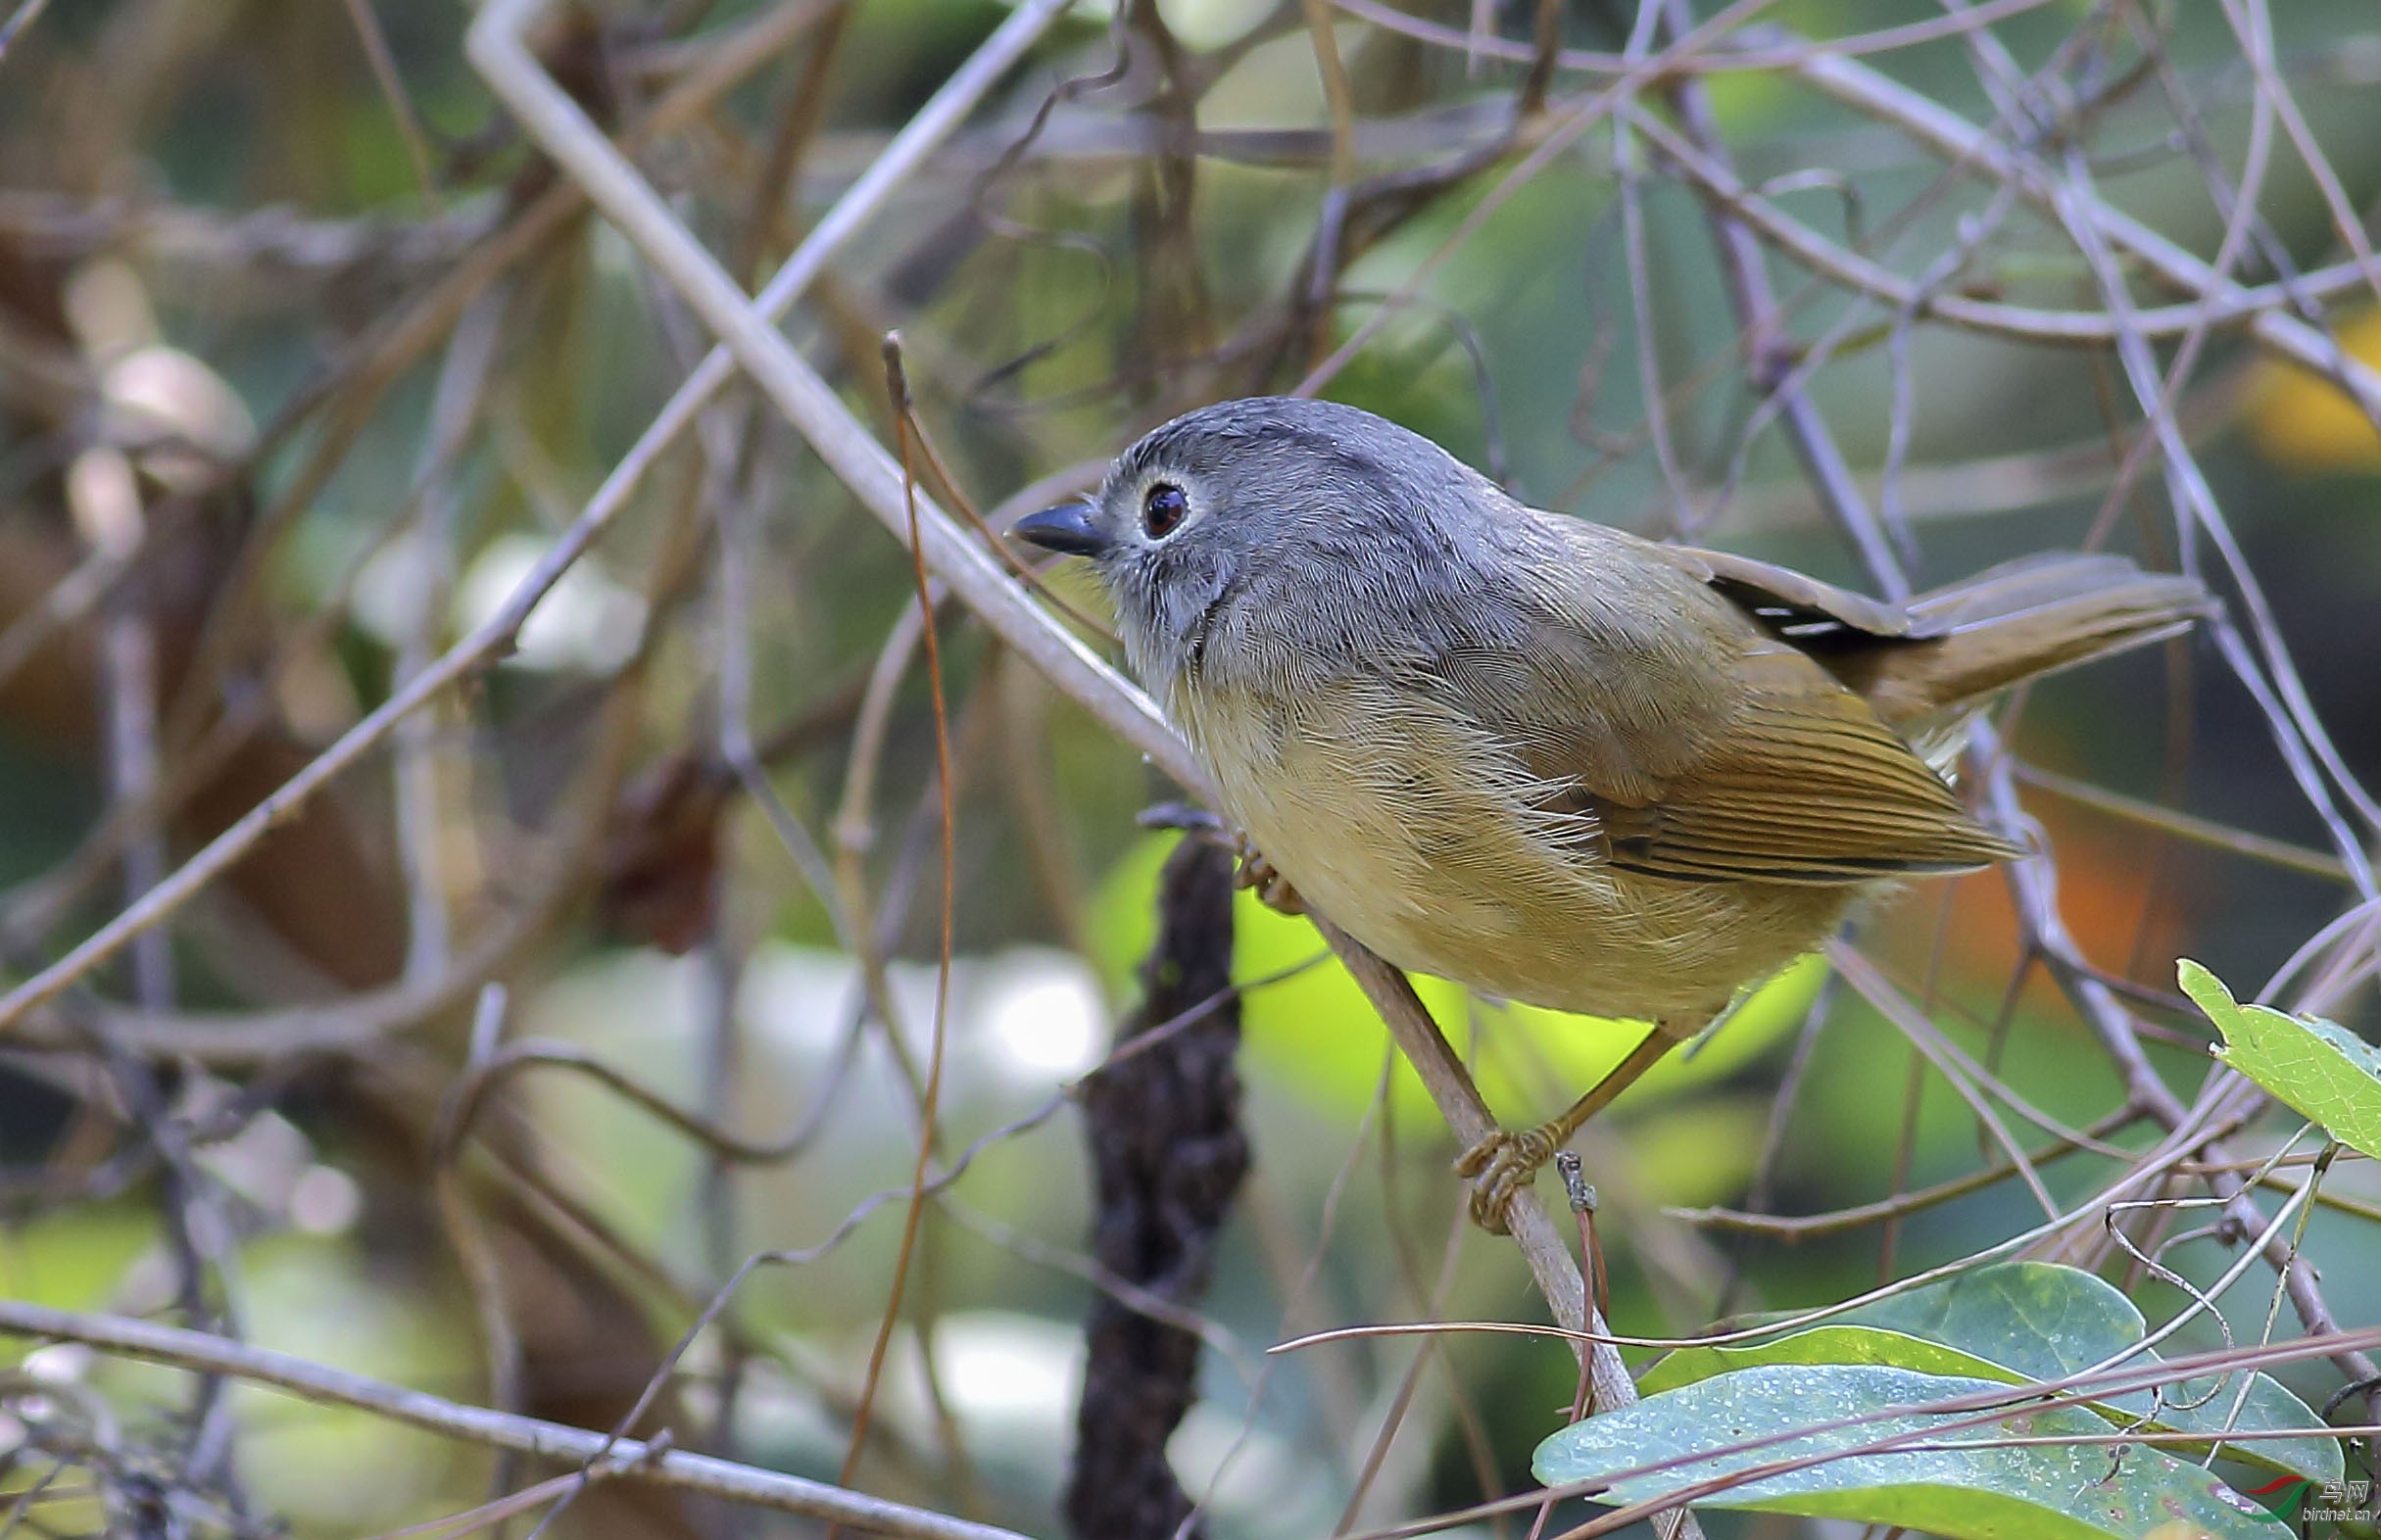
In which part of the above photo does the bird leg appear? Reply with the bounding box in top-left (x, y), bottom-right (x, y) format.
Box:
top-left (1453, 1020), bottom-right (1696, 1234)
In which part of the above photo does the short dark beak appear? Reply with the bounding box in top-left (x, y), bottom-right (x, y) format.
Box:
top-left (1010, 501), bottom-right (1109, 557)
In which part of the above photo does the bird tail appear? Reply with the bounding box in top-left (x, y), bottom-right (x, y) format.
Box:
top-left (1894, 553), bottom-right (2215, 714)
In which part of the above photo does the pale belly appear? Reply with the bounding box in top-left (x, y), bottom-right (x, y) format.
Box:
top-left (1179, 679), bottom-right (1852, 1026)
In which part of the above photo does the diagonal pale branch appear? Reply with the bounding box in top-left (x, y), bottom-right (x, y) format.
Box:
top-left (0, 1298), bottom-right (1031, 1540)
top-left (466, 0), bottom-right (1182, 786)
top-left (462, 5), bottom-right (1697, 1530)
top-left (0, 0), bottom-right (1076, 1038)
top-left (1318, 923), bottom-right (1702, 1540)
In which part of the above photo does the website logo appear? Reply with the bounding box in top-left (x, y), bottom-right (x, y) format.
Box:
top-left (2245, 1474), bottom-right (2375, 1535)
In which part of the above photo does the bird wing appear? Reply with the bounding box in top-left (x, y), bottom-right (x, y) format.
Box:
top-left (1553, 646), bottom-right (2023, 884)
top-left (1665, 543), bottom-right (1938, 641)
top-left (1442, 519), bottom-right (2018, 887)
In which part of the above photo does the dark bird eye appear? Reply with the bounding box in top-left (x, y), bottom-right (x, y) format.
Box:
top-left (1142, 482), bottom-right (1189, 539)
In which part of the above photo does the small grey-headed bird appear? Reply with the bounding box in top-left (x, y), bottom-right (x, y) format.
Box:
top-left (1016, 397), bottom-right (2211, 1227)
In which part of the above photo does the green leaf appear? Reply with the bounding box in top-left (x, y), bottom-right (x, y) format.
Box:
top-left (1643, 1264), bottom-right (2341, 1485)
top-left (1833, 1260), bottom-right (2141, 1381)
top-left (2181, 959), bottom-right (2381, 1160)
top-left (1534, 1364), bottom-right (2286, 1539)
top-left (1641, 1323), bottom-right (2029, 1396)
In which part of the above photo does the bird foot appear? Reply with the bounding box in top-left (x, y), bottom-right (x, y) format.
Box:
top-left (1453, 1125), bottom-right (1562, 1235)
top-left (1234, 840), bottom-right (1306, 916)
top-left (1137, 805), bottom-right (1307, 915)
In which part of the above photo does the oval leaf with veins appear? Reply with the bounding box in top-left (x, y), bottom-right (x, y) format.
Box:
top-left (1534, 1364), bottom-right (2287, 1539)
top-left (2181, 959), bottom-right (2381, 1161)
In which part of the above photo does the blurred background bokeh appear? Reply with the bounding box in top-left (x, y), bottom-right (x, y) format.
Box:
top-left (2, 1), bottom-right (2378, 1536)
